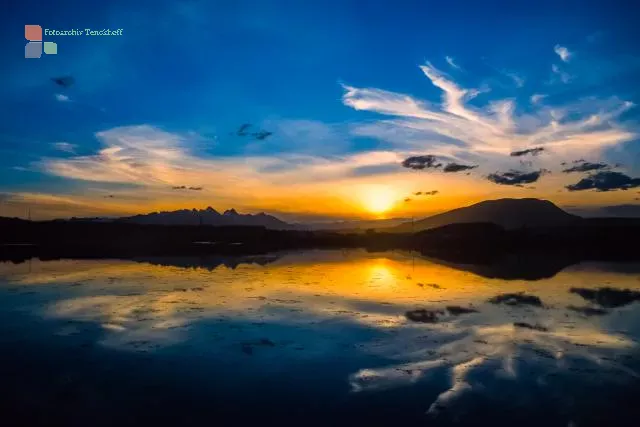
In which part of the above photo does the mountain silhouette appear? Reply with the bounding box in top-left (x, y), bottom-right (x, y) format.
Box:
top-left (118, 207), bottom-right (298, 230)
top-left (393, 198), bottom-right (580, 232)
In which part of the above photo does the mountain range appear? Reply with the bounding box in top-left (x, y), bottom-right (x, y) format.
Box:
top-left (117, 207), bottom-right (298, 230)
top-left (104, 198), bottom-right (584, 231)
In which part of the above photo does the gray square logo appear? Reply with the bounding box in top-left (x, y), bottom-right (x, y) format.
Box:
top-left (25, 42), bottom-right (42, 58)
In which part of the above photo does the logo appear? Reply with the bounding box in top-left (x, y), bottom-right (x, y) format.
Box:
top-left (25, 25), bottom-right (57, 58)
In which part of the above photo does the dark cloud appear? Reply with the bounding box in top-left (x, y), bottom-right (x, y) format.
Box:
top-left (487, 292), bottom-right (543, 307)
top-left (413, 190), bottom-right (439, 196)
top-left (51, 75), bottom-right (74, 88)
top-left (104, 195), bottom-right (115, 198)
top-left (404, 197), bottom-right (412, 203)
top-left (510, 147), bottom-right (545, 157)
top-left (401, 155), bottom-right (442, 170)
top-left (570, 287), bottom-right (640, 308)
top-left (237, 123), bottom-right (251, 136)
top-left (446, 306), bottom-right (478, 316)
top-left (443, 162), bottom-right (478, 173)
top-left (405, 309), bottom-right (443, 323)
top-left (513, 322), bottom-right (548, 332)
top-left (172, 186), bottom-right (204, 191)
top-left (487, 170), bottom-right (545, 186)
top-left (413, 192), bottom-right (422, 196)
top-left (236, 124), bottom-right (273, 140)
top-left (566, 305), bottom-right (609, 316)
top-left (253, 130), bottom-right (273, 140)
top-left (562, 161), bottom-right (609, 173)
top-left (566, 171), bottom-right (640, 192)
top-left (417, 282), bottom-right (441, 289)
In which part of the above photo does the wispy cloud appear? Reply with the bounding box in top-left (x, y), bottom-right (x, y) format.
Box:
top-left (445, 56), bottom-right (461, 70)
top-left (554, 44), bottom-right (572, 62)
top-left (55, 93), bottom-right (71, 102)
top-left (51, 142), bottom-right (77, 153)
top-left (343, 61), bottom-right (635, 165)
top-left (506, 72), bottom-right (524, 88)
top-left (551, 64), bottom-right (572, 84)
top-left (32, 125), bottom-right (410, 218)
top-left (530, 94), bottom-right (546, 104)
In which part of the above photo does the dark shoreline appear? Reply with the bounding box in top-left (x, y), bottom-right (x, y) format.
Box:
top-left (1, 217), bottom-right (639, 266)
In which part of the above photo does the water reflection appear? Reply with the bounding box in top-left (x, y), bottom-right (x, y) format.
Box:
top-left (1, 250), bottom-right (639, 424)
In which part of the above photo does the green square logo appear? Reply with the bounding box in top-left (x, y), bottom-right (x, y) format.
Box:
top-left (43, 42), bottom-right (57, 55)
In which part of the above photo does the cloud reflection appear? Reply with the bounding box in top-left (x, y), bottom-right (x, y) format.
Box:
top-left (1, 250), bottom-right (639, 420)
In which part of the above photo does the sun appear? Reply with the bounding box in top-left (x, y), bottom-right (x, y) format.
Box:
top-left (360, 185), bottom-right (397, 216)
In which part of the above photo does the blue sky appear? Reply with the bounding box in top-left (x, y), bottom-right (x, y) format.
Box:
top-left (1, 0), bottom-right (640, 220)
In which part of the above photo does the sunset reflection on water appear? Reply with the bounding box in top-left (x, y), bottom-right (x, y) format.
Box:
top-left (1, 250), bottom-right (639, 424)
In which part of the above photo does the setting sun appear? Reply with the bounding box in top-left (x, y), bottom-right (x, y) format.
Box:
top-left (360, 185), bottom-right (397, 216)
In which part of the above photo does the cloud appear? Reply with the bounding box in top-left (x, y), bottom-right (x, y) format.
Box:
top-left (443, 163), bottom-right (477, 173)
top-left (236, 123), bottom-right (251, 136)
top-left (506, 72), bottom-right (524, 88)
top-left (342, 62), bottom-right (636, 168)
top-left (253, 130), bottom-right (273, 140)
top-left (414, 190), bottom-right (439, 196)
top-left (562, 161), bottom-right (609, 173)
top-left (566, 305), bottom-right (609, 316)
top-left (172, 185), bottom-right (203, 191)
top-left (51, 142), bottom-right (77, 153)
top-left (0, 192), bottom-right (127, 219)
top-left (487, 170), bottom-right (546, 186)
top-left (510, 147), bottom-right (545, 157)
top-left (445, 56), bottom-right (461, 70)
top-left (513, 322), bottom-right (548, 332)
top-left (32, 125), bottom-right (417, 219)
top-left (566, 171), bottom-right (640, 192)
top-left (554, 44), bottom-right (572, 62)
top-left (570, 287), bottom-right (640, 308)
top-left (24, 54), bottom-right (640, 218)
top-left (487, 292), bottom-right (543, 307)
top-left (551, 64), bottom-right (572, 83)
top-left (401, 155), bottom-right (441, 170)
top-left (530, 94), bottom-right (546, 104)
top-left (55, 94), bottom-right (71, 102)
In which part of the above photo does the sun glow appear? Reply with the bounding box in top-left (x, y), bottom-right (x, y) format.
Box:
top-left (360, 185), bottom-right (397, 216)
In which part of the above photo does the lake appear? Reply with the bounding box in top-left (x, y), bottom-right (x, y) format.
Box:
top-left (1, 250), bottom-right (639, 426)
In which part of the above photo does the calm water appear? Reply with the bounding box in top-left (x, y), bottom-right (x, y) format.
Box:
top-left (1, 250), bottom-right (639, 426)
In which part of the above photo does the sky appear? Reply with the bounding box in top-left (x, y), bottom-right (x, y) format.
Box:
top-left (1, 0), bottom-right (640, 221)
